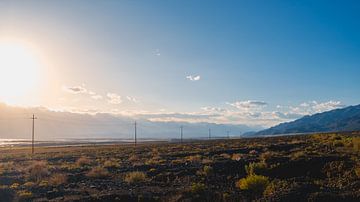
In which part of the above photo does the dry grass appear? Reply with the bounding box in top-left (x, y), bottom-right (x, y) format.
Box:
top-left (76, 156), bottom-right (92, 167)
top-left (103, 159), bottom-right (119, 168)
top-left (86, 166), bottom-right (109, 178)
top-left (124, 171), bottom-right (147, 183)
top-left (27, 161), bottom-right (49, 182)
top-left (49, 173), bottom-right (68, 186)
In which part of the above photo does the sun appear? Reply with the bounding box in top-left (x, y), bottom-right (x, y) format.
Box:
top-left (0, 42), bottom-right (41, 105)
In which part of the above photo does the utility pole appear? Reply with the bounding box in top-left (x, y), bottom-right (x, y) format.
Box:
top-left (208, 128), bottom-right (211, 140)
top-left (31, 114), bottom-right (37, 155)
top-left (180, 125), bottom-right (183, 143)
top-left (134, 121), bottom-right (137, 147)
top-left (227, 131), bottom-right (230, 139)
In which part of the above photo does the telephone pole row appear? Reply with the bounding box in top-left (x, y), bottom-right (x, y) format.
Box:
top-left (134, 121), bottom-right (137, 147)
top-left (31, 114), bottom-right (37, 155)
top-left (180, 125), bottom-right (183, 143)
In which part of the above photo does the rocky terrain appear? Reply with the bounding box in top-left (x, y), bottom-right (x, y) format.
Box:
top-left (0, 132), bottom-right (359, 201)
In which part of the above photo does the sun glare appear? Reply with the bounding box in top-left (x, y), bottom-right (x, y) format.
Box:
top-left (0, 42), bottom-right (41, 105)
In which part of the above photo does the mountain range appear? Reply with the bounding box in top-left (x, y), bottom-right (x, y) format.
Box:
top-left (0, 103), bottom-right (260, 140)
top-left (255, 104), bottom-right (360, 136)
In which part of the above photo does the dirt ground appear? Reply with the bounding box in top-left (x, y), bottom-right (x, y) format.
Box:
top-left (0, 132), bottom-right (359, 202)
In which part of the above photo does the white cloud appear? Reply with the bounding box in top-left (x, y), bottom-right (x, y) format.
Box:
top-left (311, 100), bottom-right (344, 113)
top-left (186, 75), bottom-right (201, 81)
top-left (227, 100), bottom-right (267, 111)
top-left (201, 106), bottom-right (227, 113)
top-left (91, 95), bottom-right (103, 100)
top-left (63, 85), bottom-right (103, 100)
top-left (289, 100), bottom-right (344, 115)
top-left (126, 96), bottom-right (139, 103)
top-left (63, 85), bottom-right (88, 94)
top-left (107, 93), bottom-right (122, 104)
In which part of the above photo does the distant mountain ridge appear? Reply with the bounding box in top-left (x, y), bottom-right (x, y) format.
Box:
top-left (0, 103), bottom-right (261, 140)
top-left (256, 104), bottom-right (360, 136)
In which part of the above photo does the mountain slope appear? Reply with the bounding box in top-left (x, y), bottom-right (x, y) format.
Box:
top-left (256, 104), bottom-right (360, 136)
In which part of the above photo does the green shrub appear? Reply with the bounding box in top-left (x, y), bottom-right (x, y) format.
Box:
top-left (190, 182), bottom-right (206, 194)
top-left (236, 175), bottom-right (269, 197)
top-left (203, 165), bottom-right (213, 176)
top-left (17, 190), bottom-right (33, 199)
top-left (352, 137), bottom-right (360, 152)
top-left (355, 166), bottom-right (360, 178)
top-left (333, 140), bottom-right (344, 147)
top-left (245, 162), bottom-right (267, 175)
top-left (263, 179), bottom-right (289, 196)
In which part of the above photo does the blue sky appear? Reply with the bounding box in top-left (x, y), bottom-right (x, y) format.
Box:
top-left (0, 0), bottom-right (359, 127)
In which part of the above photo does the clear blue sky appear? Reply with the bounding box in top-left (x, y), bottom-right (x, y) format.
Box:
top-left (1, 0), bottom-right (360, 126)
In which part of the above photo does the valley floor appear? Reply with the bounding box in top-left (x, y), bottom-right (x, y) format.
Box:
top-left (0, 132), bottom-right (359, 201)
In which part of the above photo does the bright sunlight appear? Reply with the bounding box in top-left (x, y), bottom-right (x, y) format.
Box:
top-left (0, 42), bottom-right (41, 105)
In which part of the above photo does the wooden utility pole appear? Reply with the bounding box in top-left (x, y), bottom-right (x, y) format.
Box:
top-left (31, 114), bottom-right (37, 155)
top-left (208, 128), bottom-right (211, 140)
top-left (134, 121), bottom-right (137, 147)
top-left (180, 125), bottom-right (183, 143)
top-left (227, 131), bottom-right (230, 139)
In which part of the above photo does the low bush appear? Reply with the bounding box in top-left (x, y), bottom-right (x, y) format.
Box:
top-left (17, 190), bottom-right (33, 200)
top-left (263, 179), bottom-right (290, 196)
top-left (203, 165), bottom-right (213, 176)
top-left (86, 166), bottom-right (109, 178)
top-left (103, 159), bottom-right (119, 168)
top-left (76, 156), bottom-right (92, 167)
top-left (49, 173), bottom-right (68, 186)
top-left (352, 137), bottom-right (360, 152)
top-left (236, 175), bottom-right (269, 197)
top-left (186, 155), bottom-right (202, 163)
top-left (231, 153), bottom-right (242, 161)
top-left (190, 182), bottom-right (206, 194)
top-left (245, 162), bottom-right (267, 175)
top-left (27, 161), bottom-right (49, 182)
top-left (355, 165), bottom-right (360, 178)
top-left (124, 171), bottom-right (147, 183)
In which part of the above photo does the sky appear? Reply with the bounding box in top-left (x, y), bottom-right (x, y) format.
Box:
top-left (0, 0), bottom-right (360, 128)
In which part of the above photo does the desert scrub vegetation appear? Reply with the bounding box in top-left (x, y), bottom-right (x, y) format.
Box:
top-left (355, 165), bottom-right (360, 178)
top-left (76, 156), bottom-right (92, 167)
top-left (245, 162), bottom-right (268, 176)
top-left (86, 166), bottom-right (109, 178)
top-left (186, 155), bottom-right (202, 163)
top-left (231, 153), bottom-right (242, 161)
top-left (103, 158), bottom-right (119, 168)
top-left (27, 161), bottom-right (49, 182)
top-left (48, 173), bottom-right (68, 186)
top-left (352, 137), bottom-right (360, 152)
top-left (124, 171), bottom-right (147, 183)
top-left (0, 161), bottom-right (15, 174)
top-left (263, 179), bottom-right (292, 197)
top-left (17, 190), bottom-right (33, 200)
top-left (236, 175), bottom-right (270, 197)
top-left (190, 182), bottom-right (206, 194)
top-left (197, 165), bottom-right (213, 176)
